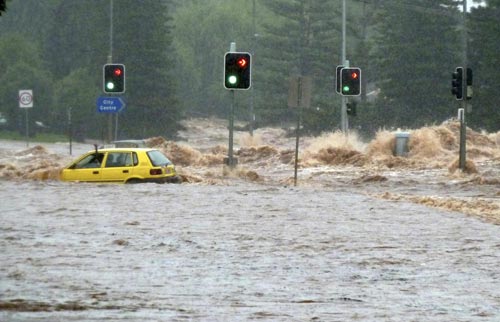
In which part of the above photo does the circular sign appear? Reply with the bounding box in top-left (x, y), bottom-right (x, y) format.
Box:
top-left (19, 90), bottom-right (33, 108)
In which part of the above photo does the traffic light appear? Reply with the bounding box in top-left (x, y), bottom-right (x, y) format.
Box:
top-left (335, 65), bottom-right (344, 93)
top-left (466, 67), bottom-right (473, 100)
top-left (451, 67), bottom-right (463, 100)
top-left (103, 64), bottom-right (125, 93)
top-left (340, 67), bottom-right (361, 96)
top-left (224, 52), bottom-right (251, 90)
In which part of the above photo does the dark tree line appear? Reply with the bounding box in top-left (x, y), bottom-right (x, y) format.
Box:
top-left (0, 0), bottom-right (498, 142)
top-left (0, 0), bottom-right (179, 140)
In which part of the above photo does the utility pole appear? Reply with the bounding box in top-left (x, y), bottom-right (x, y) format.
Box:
top-left (227, 42), bottom-right (237, 169)
top-left (249, 0), bottom-right (256, 136)
top-left (341, 0), bottom-right (348, 134)
top-left (459, 0), bottom-right (468, 171)
top-left (107, 0), bottom-right (114, 143)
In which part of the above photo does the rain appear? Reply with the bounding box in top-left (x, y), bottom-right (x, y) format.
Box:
top-left (1, 0), bottom-right (499, 321)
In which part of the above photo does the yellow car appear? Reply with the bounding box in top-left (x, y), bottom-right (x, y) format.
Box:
top-left (60, 147), bottom-right (180, 183)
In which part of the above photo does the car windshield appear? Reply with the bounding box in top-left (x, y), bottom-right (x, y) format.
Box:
top-left (147, 150), bottom-right (172, 167)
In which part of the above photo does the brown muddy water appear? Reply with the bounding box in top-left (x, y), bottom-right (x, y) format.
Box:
top-left (0, 119), bottom-right (499, 321)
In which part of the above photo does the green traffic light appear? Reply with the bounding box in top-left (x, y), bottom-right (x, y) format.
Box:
top-left (106, 82), bottom-right (115, 90)
top-left (343, 85), bottom-right (350, 93)
top-left (228, 75), bottom-right (238, 85)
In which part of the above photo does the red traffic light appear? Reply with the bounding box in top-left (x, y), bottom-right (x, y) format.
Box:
top-left (350, 71), bottom-right (359, 79)
top-left (114, 68), bottom-right (122, 77)
top-left (237, 58), bottom-right (248, 68)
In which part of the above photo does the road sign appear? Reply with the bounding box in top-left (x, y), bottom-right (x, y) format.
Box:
top-left (96, 96), bottom-right (125, 113)
top-left (19, 90), bottom-right (33, 108)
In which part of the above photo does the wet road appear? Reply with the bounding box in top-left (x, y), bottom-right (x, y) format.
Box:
top-left (1, 180), bottom-right (499, 321)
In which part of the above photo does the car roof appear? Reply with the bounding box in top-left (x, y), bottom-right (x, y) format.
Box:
top-left (86, 147), bottom-right (157, 153)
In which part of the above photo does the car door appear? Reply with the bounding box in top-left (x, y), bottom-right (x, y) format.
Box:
top-left (100, 151), bottom-right (136, 182)
top-left (62, 152), bottom-right (104, 182)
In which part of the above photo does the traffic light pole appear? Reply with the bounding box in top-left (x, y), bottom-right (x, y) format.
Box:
top-left (459, 0), bottom-right (468, 171)
top-left (107, 0), bottom-right (114, 143)
top-left (228, 90), bottom-right (236, 168)
top-left (341, 0), bottom-right (348, 134)
top-left (293, 78), bottom-right (303, 187)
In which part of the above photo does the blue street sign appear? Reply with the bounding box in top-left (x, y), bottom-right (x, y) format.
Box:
top-left (96, 96), bottom-right (125, 113)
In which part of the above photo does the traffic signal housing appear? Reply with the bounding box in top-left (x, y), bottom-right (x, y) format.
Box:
top-left (335, 65), bottom-right (344, 93)
top-left (103, 64), bottom-right (125, 93)
top-left (340, 67), bottom-right (361, 96)
top-left (466, 67), bottom-right (473, 100)
top-left (451, 67), bottom-right (463, 100)
top-left (224, 52), bottom-right (251, 90)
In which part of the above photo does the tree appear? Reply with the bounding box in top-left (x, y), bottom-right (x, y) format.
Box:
top-left (112, 0), bottom-right (180, 139)
top-left (369, 0), bottom-right (460, 130)
top-left (0, 33), bottom-right (53, 134)
top-left (172, 0), bottom-right (254, 118)
top-left (44, 0), bottom-right (108, 80)
top-left (0, 0), bottom-right (62, 46)
top-left (42, 0), bottom-right (181, 139)
top-left (52, 68), bottom-right (101, 140)
top-left (257, 0), bottom-right (342, 131)
top-left (467, 0), bottom-right (500, 131)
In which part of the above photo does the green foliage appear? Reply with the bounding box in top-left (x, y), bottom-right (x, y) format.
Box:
top-left (52, 68), bottom-right (101, 140)
top-left (257, 0), bottom-right (341, 129)
top-left (467, 1), bottom-right (500, 131)
top-left (0, 33), bottom-right (53, 133)
top-left (112, 0), bottom-right (181, 138)
top-left (368, 0), bottom-right (460, 131)
top-left (172, 0), bottom-right (254, 117)
top-left (0, 130), bottom-right (67, 142)
top-left (44, 0), bottom-right (108, 79)
top-left (0, 0), bottom-right (498, 142)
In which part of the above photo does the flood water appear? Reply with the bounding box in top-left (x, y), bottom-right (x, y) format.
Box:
top-left (1, 180), bottom-right (499, 321)
top-left (1, 119), bottom-right (499, 321)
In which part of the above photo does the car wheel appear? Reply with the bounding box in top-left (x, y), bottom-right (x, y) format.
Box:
top-left (126, 178), bottom-right (142, 184)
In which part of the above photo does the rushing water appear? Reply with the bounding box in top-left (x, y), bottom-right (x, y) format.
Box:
top-left (1, 179), bottom-right (499, 321)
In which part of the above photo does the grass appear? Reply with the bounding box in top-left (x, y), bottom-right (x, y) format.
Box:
top-left (0, 130), bottom-right (68, 143)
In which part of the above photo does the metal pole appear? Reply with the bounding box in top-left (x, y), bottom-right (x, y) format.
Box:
top-left (294, 77), bottom-right (302, 187)
top-left (115, 113), bottom-right (119, 141)
top-left (341, 0), bottom-right (348, 134)
top-left (249, 0), bottom-right (256, 136)
top-left (68, 107), bottom-right (72, 155)
top-left (107, 0), bottom-right (114, 143)
top-left (228, 90), bottom-right (235, 168)
top-left (109, 0), bottom-right (113, 61)
top-left (458, 108), bottom-right (466, 170)
top-left (25, 108), bottom-right (29, 147)
top-left (226, 42), bottom-right (237, 168)
top-left (459, 0), bottom-right (467, 171)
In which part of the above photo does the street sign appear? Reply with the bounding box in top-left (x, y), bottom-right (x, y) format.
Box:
top-left (19, 90), bottom-right (33, 108)
top-left (96, 97), bottom-right (125, 113)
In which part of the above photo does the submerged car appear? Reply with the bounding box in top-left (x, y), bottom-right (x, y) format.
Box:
top-left (60, 147), bottom-right (180, 183)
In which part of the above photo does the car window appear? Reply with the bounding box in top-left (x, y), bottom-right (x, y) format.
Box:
top-left (147, 150), bottom-right (172, 166)
top-left (105, 152), bottom-right (135, 167)
top-left (73, 153), bottom-right (104, 169)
